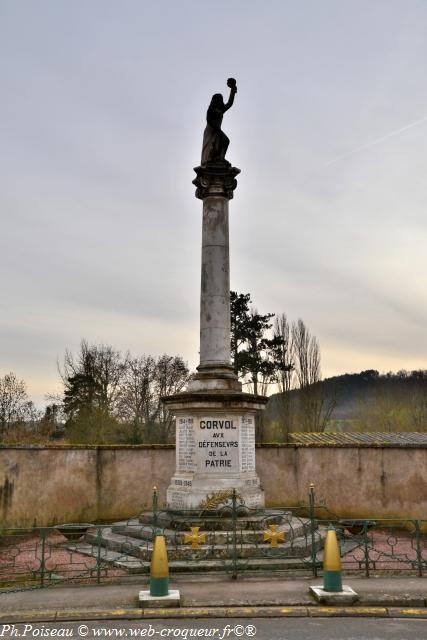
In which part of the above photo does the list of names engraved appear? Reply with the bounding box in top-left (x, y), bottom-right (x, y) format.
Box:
top-left (177, 417), bottom-right (196, 471)
top-left (240, 415), bottom-right (255, 471)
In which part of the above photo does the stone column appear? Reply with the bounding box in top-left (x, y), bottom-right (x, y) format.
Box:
top-left (189, 162), bottom-right (241, 392)
top-left (199, 194), bottom-right (231, 368)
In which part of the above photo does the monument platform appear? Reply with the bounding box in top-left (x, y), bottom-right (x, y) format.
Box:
top-left (64, 508), bottom-right (326, 574)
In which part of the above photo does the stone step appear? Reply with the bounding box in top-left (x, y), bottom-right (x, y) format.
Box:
top-left (164, 556), bottom-right (321, 572)
top-left (67, 542), bottom-right (320, 573)
top-left (112, 520), bottom-right (154, 540)
top-left (85, 525), bottom-right (324, 561)
top-left (138, 510), bottom-right (291, 531)
top-left (85, 529), bottom-right (147, 559)
top-left (112, 518), bottom-right (312, 545)
top-left (65, 542), bottom-right (149, 574)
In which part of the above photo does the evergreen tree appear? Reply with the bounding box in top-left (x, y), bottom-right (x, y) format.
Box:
top-left (230, 291), bottom-right (291, 396)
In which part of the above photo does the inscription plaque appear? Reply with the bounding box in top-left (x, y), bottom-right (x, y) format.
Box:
top-left (197, 416), bottom-right (239, 473)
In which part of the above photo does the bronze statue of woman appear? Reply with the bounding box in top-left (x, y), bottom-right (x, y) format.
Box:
top-left (201, 78), bottom-right (237, 165)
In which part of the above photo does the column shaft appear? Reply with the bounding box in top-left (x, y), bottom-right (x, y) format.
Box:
top-left (199, 196), bottom-right (230, 367)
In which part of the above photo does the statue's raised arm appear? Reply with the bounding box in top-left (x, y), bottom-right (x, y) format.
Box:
top-left (201, 78), bottom-right (237, 165)
top-left (223, 78), bottom-right (237, 112)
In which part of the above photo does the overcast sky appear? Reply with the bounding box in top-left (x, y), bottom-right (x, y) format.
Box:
top-left (1, 1), bottom-right (426, 405)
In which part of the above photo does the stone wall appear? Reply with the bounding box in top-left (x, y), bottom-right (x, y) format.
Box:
top-left (256, 445), bottom-right (427, 520)
top-left (0, 443), bottom-right (425, 528)
top-left (0, 445), bottom-right (175, 529)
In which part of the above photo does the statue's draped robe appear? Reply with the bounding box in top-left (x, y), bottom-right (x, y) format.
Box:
top-left (201, 102), bottom-right (230, 164)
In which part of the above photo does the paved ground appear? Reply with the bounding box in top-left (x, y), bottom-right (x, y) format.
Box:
top-left (1, 618), bottom-right (427, 640)
top-left (0, 575), bottom-right (426, 622)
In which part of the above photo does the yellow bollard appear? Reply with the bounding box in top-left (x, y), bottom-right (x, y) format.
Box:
top-left (323, 525), bottom-right (343, 592)
top-left (150, 535), bottom-right (169, 597)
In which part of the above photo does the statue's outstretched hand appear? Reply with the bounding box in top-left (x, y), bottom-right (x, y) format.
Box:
top-left (227, 77), bottom-right (237, 93)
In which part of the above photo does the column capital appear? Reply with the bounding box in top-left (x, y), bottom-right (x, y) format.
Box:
top-left (193, 161), bottom-right (240, 200)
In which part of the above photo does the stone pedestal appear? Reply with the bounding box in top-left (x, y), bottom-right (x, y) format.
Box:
top-left (165, 160), bottom-right (267, 511)
top-left (164, 392), bottom-right (266, 510)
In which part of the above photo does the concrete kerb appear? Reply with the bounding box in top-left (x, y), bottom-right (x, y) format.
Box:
top-left (1, 576), bottom-right (426, 622)
top-left (1, 606), bottom-right (427, 623)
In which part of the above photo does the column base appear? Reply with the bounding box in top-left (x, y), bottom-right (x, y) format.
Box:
top-left (188, 365), bottom-right (242, 392)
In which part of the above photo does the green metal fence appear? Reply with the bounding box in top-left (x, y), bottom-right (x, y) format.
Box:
top-left (1, 487), bottom-right (426, 592)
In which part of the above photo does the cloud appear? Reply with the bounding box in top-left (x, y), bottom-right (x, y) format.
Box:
top-left (324, 115), bottom-right (427, 167)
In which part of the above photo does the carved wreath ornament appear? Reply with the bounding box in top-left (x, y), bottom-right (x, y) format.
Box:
top-left (198, 489), bottom-right (242, 512)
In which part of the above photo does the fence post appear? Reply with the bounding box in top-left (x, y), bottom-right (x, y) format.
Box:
top-left (96, 526), bottom-right (102, 584)
top-left (231, 489), bottom-right (238, 580)
top-left (415, 520), bottom-right (423, 577)
top-left (39, 528), bottom-right (47, 587)
top-left (309, 483), bottom-right (318, 577)
top-left (362, 521), bottom-right (370, 577)
top-left (152, 486), bottom-right (159, 535)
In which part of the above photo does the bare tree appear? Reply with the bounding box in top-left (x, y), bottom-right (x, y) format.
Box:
top-left (273, 314), bottom-right (294, 440)
top-left (117, 354), bottom-right (189, 443)
top-left (0, 373), bottom-right (31, 439)
top-left (274, 313), bottom-right (293, 394)
top-left (291, 320), bottom-right (335, 432)
top-left (116, 355), bottom-right (157, 443)
top-left (59, 340), bottom-right (190, 443)
top-left (153, 355), bottom-right (190, 442)
top-left (292, 319), bottom-right (312, 388)
top-left (308, 336), bottom-right (321, 385)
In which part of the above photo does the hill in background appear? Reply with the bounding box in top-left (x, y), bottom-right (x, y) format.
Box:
top-left (264, 369), bottom-right (427, 437)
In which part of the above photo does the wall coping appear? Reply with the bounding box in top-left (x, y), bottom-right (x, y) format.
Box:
top-left (0, 443), bottom-right (175, 450)
top-left (1, 442), bottom-right (426, 450)
top-left (258, 442), bottom-right (427, 449)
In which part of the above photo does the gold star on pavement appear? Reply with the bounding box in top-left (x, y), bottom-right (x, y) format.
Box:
top-left (183, 526), bottom-right (207, 549)
top-left (263, 524), bottom-right (285, 547)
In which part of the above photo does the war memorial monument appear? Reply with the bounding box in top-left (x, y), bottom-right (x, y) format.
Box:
top-left (164, 78), bottom-right (267, 510)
